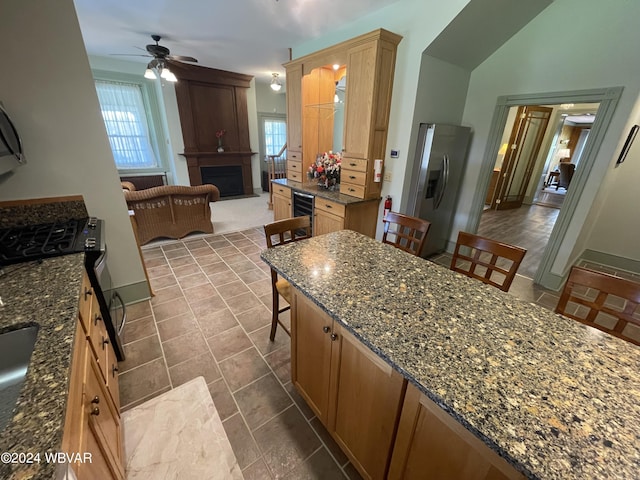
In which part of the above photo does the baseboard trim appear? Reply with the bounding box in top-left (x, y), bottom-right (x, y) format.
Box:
top-left (580, 249), bottom-right (640, 276)
top-left (117, 280), bottom-right (152, 306)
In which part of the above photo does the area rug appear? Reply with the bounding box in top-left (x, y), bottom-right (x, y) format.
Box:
top-left (121, 377), bottom-right (243, 479)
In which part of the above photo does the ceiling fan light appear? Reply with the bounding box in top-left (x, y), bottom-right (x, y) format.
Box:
top-left (165, 70), bottom-right (178, 82)
top-left (270, 73), bottom-right (282, 91)
top-left (144, 68), bottom-right (157, 80)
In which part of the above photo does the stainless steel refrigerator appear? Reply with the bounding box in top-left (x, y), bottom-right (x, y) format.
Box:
top-left (407, 123), bottom-right (471, 257)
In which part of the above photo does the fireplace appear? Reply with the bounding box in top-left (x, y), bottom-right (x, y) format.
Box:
top-left (201, 166), bottom-right (244, 198)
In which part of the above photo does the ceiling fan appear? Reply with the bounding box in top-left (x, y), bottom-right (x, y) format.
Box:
top-left (114, 35), bottom-right (198, 82)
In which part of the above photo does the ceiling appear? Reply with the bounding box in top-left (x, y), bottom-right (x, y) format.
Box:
top-left (73, 0), bottom-right (401, 86)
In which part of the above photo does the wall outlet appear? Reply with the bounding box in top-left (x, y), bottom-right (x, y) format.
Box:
top-left (383, 171), bottom-right (392, 182)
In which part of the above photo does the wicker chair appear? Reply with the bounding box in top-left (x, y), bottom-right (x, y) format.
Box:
top-left (124, 184), bottom-right (220, 245)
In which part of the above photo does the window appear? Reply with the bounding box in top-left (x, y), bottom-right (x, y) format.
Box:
top-left (95, 80), bottom-right (160, 170)
top-left (263, 118), bottom-right (287, 158)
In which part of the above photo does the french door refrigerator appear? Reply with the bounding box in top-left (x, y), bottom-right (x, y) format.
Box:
top-left (408, 123), bottom-right (471, 257)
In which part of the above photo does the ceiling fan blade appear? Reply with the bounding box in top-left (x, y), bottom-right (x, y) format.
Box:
top-left (110, 53), bottom-right (152, 58)
top-left (167, 55), bottom-right (198, 63)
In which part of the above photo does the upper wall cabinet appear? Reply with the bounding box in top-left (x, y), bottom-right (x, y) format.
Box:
top-left (285, 29), bottom-right (402, 200)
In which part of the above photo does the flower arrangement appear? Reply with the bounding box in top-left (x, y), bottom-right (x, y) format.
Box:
top-left (308, 151), bottom-right (341, 189)
top-left (216, 129), bottom-right (226, 151)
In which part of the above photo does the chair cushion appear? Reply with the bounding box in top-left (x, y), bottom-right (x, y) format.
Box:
top-left (275, 278), bottom-right (291, 302)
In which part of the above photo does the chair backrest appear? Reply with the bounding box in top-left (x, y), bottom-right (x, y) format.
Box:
top-left (558, 162), bottom-right (575, 189)
top-left (264, 216), bottom-right (312, 249)
top-left (381, 211), bottom-right (431, 257)
top-left (450, 231), bottom-right (526, 292)
top-left (555, 266), bottom-right (640, 346)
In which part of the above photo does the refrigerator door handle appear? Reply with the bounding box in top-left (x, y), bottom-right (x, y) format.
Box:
top-left (434, 154), bottom-right (449, 209)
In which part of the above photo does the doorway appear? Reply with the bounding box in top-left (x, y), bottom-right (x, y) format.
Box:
top-left (469, 87), bottom-right (622, 288)
top-left (479, 102), bottom-right (599, 279)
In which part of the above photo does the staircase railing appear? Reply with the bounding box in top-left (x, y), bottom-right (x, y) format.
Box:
top-left (266, 143), bottom-right (287, 210)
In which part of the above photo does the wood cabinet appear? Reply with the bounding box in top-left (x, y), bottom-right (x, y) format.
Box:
top-left (388, 383), bottom-right (524, 480)
top-left (291, 290), bottom-right (406, 480)
top-left (313, 197), bottom-right (379, 237)
top-left (272, 184), bottom-right (292, 221)
top-left (284, 29), bottom-right (402, 203)
top-left (62, 272), bottom-right (124, 480)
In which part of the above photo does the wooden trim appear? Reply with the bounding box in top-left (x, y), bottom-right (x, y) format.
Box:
top-left (285, 28), bottom-right (403, 74)
top-left (0, 195), bottom-right (84, 207)
top-left (168, 61), bottom-right (253, 87)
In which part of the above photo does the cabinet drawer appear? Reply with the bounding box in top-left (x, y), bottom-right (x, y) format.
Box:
top-left (342, 158), bottom-right (368, 172)
top-left (341, 169), bottom-right (367, 186)
top-left (273, 185), bottom-right (292, 199)
top-left (287, 169), bottom-right (304, 183)
top-left (78, 273), bottom-right (94, 334)
top-left (288, 159), bottom-right (303, 172)
top-left (288, 150), bottom-right (302, 161)
top-left (314, 198), bottom-right (346, 217)
top-left (340, 183), bottom-right (366, 199)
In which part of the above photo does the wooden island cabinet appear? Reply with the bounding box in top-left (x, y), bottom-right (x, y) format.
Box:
top-left (291, 290), bottom-right (406, 480)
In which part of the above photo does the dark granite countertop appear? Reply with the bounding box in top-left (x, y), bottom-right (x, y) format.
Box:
top-left (260, 230), bottom-right (640, 480)
top-left (272, 178), bottom-right (379, 205)
top-left (0, 255), bottom-right (85, 480)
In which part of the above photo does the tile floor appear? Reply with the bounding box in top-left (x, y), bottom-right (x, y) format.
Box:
top-left (119, 227), bottom-right (634, 479)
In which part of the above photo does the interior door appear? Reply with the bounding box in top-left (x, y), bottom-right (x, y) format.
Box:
top-left (494, 106), bottom-right (553, 210)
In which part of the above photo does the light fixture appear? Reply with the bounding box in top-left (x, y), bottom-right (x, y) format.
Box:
top-left (144, 60), bottom-right (177, 82)
top-left (498, 143), bottom-right (508, 155)
top-left (160, 66), bottom-right (178, 82)
top-left (270, 73), bottom-right (282, 92)
top-left (332, 64), bottom-right (340, 70)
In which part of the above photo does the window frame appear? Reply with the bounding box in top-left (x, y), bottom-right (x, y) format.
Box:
top-left (93, 70), bottom-right (169, 175)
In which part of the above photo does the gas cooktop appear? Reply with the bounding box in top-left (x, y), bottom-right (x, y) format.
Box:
top-left (0, 217), bottom-right (102, 266)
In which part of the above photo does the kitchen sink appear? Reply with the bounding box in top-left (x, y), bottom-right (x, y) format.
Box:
top-left (0, 325), bottom-right (39, 431)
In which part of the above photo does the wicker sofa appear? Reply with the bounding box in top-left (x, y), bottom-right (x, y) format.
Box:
top-left (124, 184), bottom-right (220, 245)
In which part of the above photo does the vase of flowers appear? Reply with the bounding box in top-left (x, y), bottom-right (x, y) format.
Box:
top-left (308, 151), bottom-right (341, 190)
top-left (216, 129), bottom-right (226, 152)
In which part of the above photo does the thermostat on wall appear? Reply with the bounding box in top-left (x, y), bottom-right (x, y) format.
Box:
top-left (390, 149), bottom-right (399, 158)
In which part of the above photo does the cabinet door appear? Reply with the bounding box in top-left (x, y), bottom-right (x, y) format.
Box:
top-left (78, 354), bottom-right (124, 480)
top-left (286, 64), bottom-right (303, 152)
top-left (328, 324), bottom-right (406, 480)
top-left (273, 193), bottom-right (292, 221)
top-left (388, 383), bottom-right (525, 480)
top-left (344, 41), bottom-right (377, 159)
top-left (105, 341), bottom-right (120, 412)
top-left (314, 210), bottom-right (344, 236)
top-left (291, 291), bottom-right (334, 424)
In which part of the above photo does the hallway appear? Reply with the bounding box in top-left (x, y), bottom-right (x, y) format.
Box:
top-left (477, 204), bottom-right (560, 279)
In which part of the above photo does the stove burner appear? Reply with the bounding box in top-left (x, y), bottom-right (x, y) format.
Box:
top-left (0, 218), bottom-right (101, 266)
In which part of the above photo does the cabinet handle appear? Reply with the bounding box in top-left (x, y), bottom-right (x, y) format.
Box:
top-left (325, 204), bottom-right (332, 209)
top-left (102, 336), bottom-right (110, 349)
top-left (348, 188), bottom-right (356, 192)
top-left (330, 333), bottom-right (339, 341)
top-left (94, 314), bottom-right (102, 326)
top-left (91, 396), bottom-right (100, 404)
top-left (112, 364), bottom-right (119, 378)
top-left (322, 326), bottom-right (330, 333)
top-left (349, 176), bottom-right (356, 180)
top-left (84, 287), bottom-right (92, 300)
top-left (349, 163), bottom-right (357, 167)
top-left (91, 406), bottom-right (100, 416)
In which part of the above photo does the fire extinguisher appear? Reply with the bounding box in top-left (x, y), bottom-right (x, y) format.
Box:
top-left (383, 195), bottom-right (392, 218)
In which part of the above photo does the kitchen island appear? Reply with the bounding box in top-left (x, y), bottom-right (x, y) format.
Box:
top-left (260, 230), bottom-right (640, 479)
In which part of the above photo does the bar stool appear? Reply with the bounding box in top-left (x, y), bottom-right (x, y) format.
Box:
top-left (382, 211), bottom-right (431, 257)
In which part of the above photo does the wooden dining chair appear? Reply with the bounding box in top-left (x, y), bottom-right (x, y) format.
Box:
top-left (450, 231), bottom-right (526, 292)
top-left (382, 212), bottom-right (431, 257)
top-left (263, 216), bottom-right (312, 341)
top-left (555, 266), bottom-right (640, 346)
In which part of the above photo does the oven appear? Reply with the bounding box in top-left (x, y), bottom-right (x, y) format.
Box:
top-left (0, 217), bottom-right (126, 360)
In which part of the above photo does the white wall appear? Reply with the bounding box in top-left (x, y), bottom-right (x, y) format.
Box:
top-left (458, 0), bottom-right (640, 271)
top-left (256, 81), bottom-right (287, 115)
top-left (0, 0), bottom-right (146, 295)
